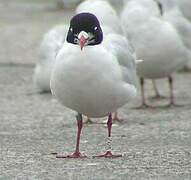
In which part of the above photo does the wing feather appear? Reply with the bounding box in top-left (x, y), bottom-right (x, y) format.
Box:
top-left (102, 33), bottom-right (138, 87)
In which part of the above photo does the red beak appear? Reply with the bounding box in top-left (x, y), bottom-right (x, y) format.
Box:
top-left (79, 35), bottom-right (87, 51)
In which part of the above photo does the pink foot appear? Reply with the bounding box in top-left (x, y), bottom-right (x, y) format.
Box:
top-left (56, 151), bottom-right (87, 158)
top-left (135, 103), bottom-right (154, 109)
top-left (93, 151), bottom-right (122, 158)
top-left (164, 102), bottom-right (184, 108)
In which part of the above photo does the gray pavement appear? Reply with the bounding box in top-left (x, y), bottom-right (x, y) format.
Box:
top-left (0, 1), bottom-right (191, 180)
top-left (0, 0), bottom-right (74, 65)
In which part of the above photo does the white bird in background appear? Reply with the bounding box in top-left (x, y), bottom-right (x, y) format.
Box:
top-left (33, 25), bottom-right (68, 92)
top-left (157, 0), bottom-right (191, 70)
top-left (121, 0), bottom-right (160, 34)
top-left (121, 0), bottom-right (187, 107)
top-left (146, 0), bottom-right (191, 97)
top-left (121, 0), bottom-right (162, 99)
top-left (148, 0), bottom-right (191, 98)
top-left (76, 0), bottom-right (123, 34)
top-left (50, 13), bottom-right (138, 158)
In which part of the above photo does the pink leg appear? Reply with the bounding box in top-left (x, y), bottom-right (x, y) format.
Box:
top-left (56, 113), bottom-right (87, 158)
top-left (93, 113), bottom-right (122, 158)
top-left (165, 76), bottom-right (183, 107)
top-left (136, 78), bottom-right (152, 108)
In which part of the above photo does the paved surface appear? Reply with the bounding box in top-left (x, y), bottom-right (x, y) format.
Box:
top-left (0, 0), bottom-right (74, 65)
top-left (0, 1), bottom-right (191, 180)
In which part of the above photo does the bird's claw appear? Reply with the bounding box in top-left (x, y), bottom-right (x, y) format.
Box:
top-left (164, 102), bottom-right (184, 108)
top-left (56, 151), bottom-right (87, 158)
top-left (93, 151), bottom-right (122, 158)
top-left (134, 103), bottom-right (153, 109)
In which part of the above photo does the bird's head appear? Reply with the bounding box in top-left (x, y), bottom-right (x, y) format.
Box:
top-left (66, 13), bottom-right (103, 50)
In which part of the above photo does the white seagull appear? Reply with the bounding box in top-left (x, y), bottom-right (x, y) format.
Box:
top-left (50, 13), bottom-right (138, 158)
top-left (157, 0), bottom-right (191, 70)
top-left (148, 0), bottom-right (191, 98)
top-left (120, 0), bottom-right (187, 107)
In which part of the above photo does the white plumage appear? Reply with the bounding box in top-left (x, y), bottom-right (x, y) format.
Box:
top-left (120, 0), bottom-right (187, 106)
top-left (158, 0), bottom-right (191, 69)
top-left (120, 0), bottom-right (186, 79)
top-left (178, 0), bottom-right (191, 21)
top-left (76, 0), bottom-right (122, 33)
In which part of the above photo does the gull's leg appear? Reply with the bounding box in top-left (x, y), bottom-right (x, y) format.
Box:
top-left (93, 113), bottom-right (122, 158)
top-left (169, 76), bottom-right (174, 105)
top-left (136, 78), bottom-right (151, 108)
top-left (112, 112), bottom-right (124, 123)
top-left (165, 76), bottom-right (182, 107)
top-left (56, 113), bottom-right (87, 158)
top-left (141, 78), bottom-right (148, 107)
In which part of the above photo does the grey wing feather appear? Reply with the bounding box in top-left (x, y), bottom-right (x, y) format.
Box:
top-left (103, 33), bottom-right (138, 87)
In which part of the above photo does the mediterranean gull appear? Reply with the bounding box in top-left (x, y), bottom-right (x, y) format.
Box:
top-left (50, 13), bottom-right (138, 158)
top-left (120, 0), bottom-right (187, 107)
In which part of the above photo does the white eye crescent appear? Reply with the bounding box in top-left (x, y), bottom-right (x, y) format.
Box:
top-left (94, 26), bottom-right (98, 30)
top-left (70, 27), bottom-right (73, 32)
top-left (74, 38), bottom-right (78, 43)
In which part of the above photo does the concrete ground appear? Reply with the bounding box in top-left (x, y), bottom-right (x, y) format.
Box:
top-left (0, 1), bottom-right (191, 180)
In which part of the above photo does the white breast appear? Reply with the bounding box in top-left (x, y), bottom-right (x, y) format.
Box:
top-left (50, 43), bottom-right (136, 117)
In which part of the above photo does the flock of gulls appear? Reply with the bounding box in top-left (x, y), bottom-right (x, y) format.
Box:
top-left (33, 0), bottom-right (191, 158)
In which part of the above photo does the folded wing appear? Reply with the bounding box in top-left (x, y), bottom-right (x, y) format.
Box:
top-left (102, 33), bottom-right (138, 88)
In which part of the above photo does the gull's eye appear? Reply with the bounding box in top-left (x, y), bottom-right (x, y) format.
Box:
top-left (94, 26), bottom-right (98, 31)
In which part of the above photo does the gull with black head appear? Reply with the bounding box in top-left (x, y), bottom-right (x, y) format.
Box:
top-left (50, 13), bottom-right (138, 158)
